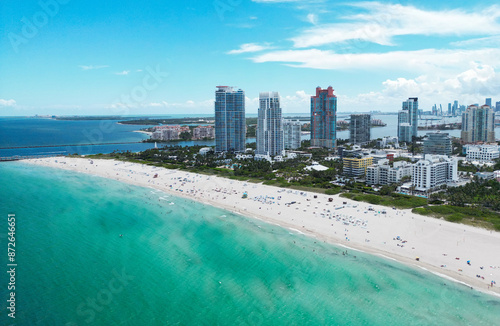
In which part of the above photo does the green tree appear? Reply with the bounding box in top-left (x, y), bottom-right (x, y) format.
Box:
top-left (179, 131), bottom-right (191, 141)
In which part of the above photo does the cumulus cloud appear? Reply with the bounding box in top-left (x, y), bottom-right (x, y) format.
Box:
top-left (245, 96), bottom-right (259, 109)
top-left (291, 2), bottom-right (500, 48)
top-left (341, 63), bottom-right (500, 112)
top-left (0, 99), bottom-right (16, 107)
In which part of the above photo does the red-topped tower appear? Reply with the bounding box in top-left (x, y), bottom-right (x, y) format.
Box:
top-left (310, 86), bottom-right (337, 149)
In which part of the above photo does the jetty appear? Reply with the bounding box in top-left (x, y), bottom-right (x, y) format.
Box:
top-left (0, 154), bottom-right (64, 162)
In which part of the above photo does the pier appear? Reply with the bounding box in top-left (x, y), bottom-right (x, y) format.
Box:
top-left (0, 154), bottom-right (65, 162)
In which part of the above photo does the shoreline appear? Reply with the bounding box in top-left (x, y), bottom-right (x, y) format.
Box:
top-left (132, 130), bottom-right (152, 136)
top-left (21, 156), bottom-right (500, 296)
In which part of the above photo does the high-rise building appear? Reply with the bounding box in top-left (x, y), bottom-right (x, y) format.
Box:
top-left (486, 98), bottom-right (492, 107)
top-left (461, 105), bottom-right (495, 143)
top-left (447, 103), bottom-right (452, 115)
top-left (215, 86), bottom-right (246, 153)
top-left (452, 101), bottom-right (458, 116)
top-left (496, 101), bottom-right (500, 112)
top-left (349, 114), bottom-right (371, 144)
top-left (412, 155), bottom-right (458, 192)
top-left (256, 92), bottom-right (284, 157)
top-left (311, 86), bottom-right (337, 149)
top-left (423, 132), bottom-right (452, 156)
top-left (283, 119), bottom-right (301, 150)
top-left (398, 98), bottom-right (418, 143)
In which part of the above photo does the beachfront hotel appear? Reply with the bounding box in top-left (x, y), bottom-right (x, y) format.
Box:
top-left (398, 98), bottom-right (419, 143)
top-left (310, 86), bottom-right (337, 149)
top-left (343, 155), bottom-right (373, 178)
top-left (215, 86), bottom-right (246, 153)
top-left (461, 104), bottom-right (495, 144)
top-left (256, 92), bottom-right (285, 157)
top-left (412, 155), bottom-right (458, 192)
top-left (366, 159), bottom-right (412, 186)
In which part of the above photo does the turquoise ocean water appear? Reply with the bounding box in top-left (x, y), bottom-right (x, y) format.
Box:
top-left (0, 162), bottom-right (499, 325)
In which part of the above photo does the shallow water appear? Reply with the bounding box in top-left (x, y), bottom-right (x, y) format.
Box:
top-left (0, 162), bottom-right (499, 325)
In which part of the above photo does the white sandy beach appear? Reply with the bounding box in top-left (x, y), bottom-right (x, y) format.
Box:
top-left (132, 130), bottom-right (153, 136)
top-left (24, 156), bottom-right (500, 296)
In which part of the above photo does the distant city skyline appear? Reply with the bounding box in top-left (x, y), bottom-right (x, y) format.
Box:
top-left (1, 0), bottom-right (500, 116)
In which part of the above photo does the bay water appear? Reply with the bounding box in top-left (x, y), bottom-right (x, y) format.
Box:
top-left (0, 162), bottom-right (499, 325)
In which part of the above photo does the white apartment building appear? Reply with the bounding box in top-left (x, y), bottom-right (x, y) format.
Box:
top-left (283, 119), bottom-right (301, 149)
top-left (192, 125), bottom-right (215, 140)
top-left (256, 92), bottom-right (284, 157)
top-left (366, 159), bottom-right (412, 185)
top-left (412, 155), bottom-right (458, 192)
top-left (377, 136), bottom-right (399, 148)
top-left (465, 144), bottom-right (500, 162)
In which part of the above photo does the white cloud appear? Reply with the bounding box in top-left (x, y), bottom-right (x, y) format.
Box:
top-left (228, 43), bottom-right (275, 54)
top-left (306, 13), bottom-right (317, 25)
top-left (114, 70), bottom-right (130, 75)
top-left (281, 90), bottom-right (312, 112)
top-left (291, 3), bottom-right (500, 48)
top-left (341, 63), bottom-right (500, 112)
top-left (0, 99), bottom-right (16, 107)
top-left (450, 35), bottom-right (500, 48)
top-left (79, 65), bottom-right (109, 71)
top-left (251, 48), bottom-right (500, 75)
top-left (242, 91), bottom-right (312, 113)
top-left (245, 96), bottom-right (259, 109)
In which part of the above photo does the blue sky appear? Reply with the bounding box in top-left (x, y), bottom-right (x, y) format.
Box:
top-left (1, 0), bottom-right (500, 116)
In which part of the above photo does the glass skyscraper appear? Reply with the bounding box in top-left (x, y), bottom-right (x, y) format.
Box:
top-left (256, 92), bottom-right (284, 157)
top-left (214, 86), bottom-right (246, 153)
top-left (461, 105), bottom-right (495, 143)
top-left (398, 98), bottom-right (418, 143)
top-left (310, 86), bottom-right (337, 149)
top-left (423, 132), bottom-right (452, 156)
top-left (349, 114), bottom-right (371, 144)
